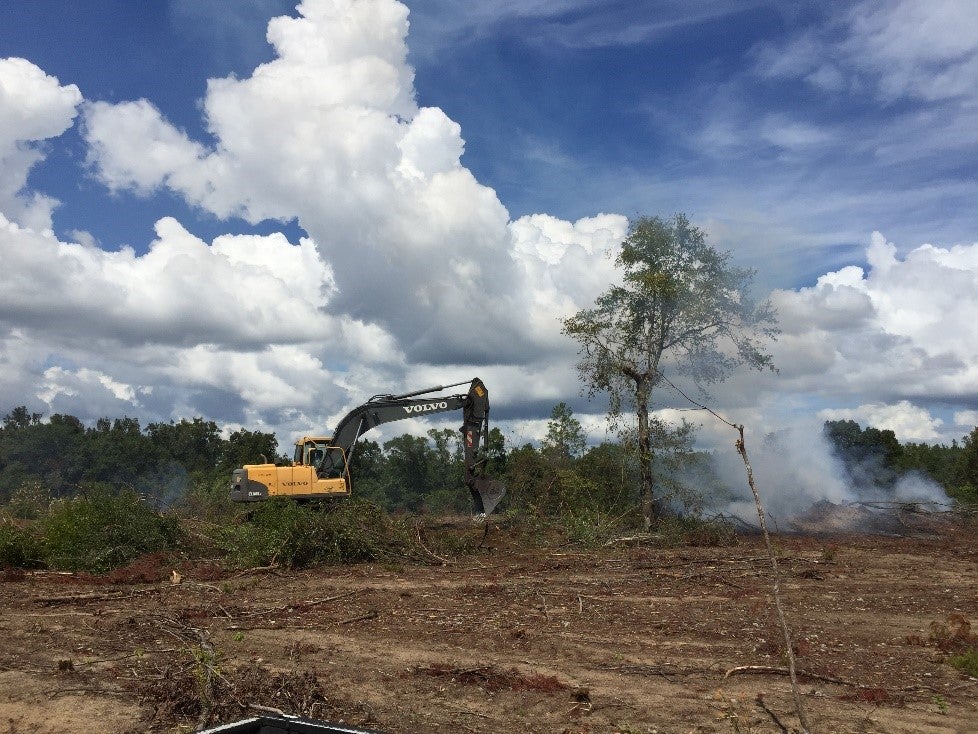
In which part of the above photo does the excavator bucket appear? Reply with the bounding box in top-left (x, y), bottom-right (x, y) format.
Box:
top-left (473, 477), bottom-right (506, 516)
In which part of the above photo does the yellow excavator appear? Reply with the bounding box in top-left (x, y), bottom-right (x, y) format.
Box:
top-left (230, 377), bottom-right (506, 515)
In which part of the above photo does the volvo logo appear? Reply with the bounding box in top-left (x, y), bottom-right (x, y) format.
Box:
top-left (403, 401), bottom-right (448, 414)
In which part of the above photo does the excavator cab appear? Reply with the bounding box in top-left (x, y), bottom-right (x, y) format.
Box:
top-left (294, 438), bottom-right (347, 479)
top-left (294, 437), bottom-right (329, 467)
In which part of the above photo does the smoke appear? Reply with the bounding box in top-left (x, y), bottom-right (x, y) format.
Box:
top-left (697, 418), bottom-right (950, 528)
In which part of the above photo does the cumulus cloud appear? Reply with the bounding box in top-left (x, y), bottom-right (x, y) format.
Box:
top-left (0, 0), bottom-right (634, 445)
top-left (0, 207), bottom-right (406, 438)
top-left (0, 58), bottom-right (81, 230)
top-left (0, 214), bottom-right (336, 349)
top-left (81, 0), bottom-right (629, 369)
top-left (767, 232), bottom-right (978, 404)
top-left (954, 410), bottom-right (978, 429)
top-left (818, 401), bottom-right (944, 443)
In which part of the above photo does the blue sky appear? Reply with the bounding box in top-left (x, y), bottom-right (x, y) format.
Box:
top-left (2, 0), bottom-right (978, 472)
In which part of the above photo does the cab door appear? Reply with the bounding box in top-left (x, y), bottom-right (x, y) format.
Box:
top-left (311, 447), bottom-right (351, 496)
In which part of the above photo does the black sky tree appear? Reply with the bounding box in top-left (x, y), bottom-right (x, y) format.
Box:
top-left (562, 214), bottom-right (778, 526)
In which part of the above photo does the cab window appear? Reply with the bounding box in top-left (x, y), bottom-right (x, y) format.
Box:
top-left (316, 447), bottom-right (347, 479)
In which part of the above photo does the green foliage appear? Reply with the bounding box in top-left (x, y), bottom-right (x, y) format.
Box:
top-left (952, 428), bottom-right (978, 501)
top-left (216, 499), bottom-right (413, 569)
top-left (220, 428), bottom-right (281, 473)
top-left (3, 406), bottom-right (42, 429)
top-left (541, 402), bottom-right (586, 464)
top-left (562, 214), bottom-right (777, 523)
top-left (217, 500), bottom-right (319, 569)
top-left (825, 419), bottom-right (978, 505)
top-left (947, 483), bottom-right (978, 506)
top-left (7, 480), bottom-right (51, 520)
top-left (0, 517), bottom-right (44, 568)
top-left (502, 443), bottom-right (643, 544)
top-left (146, 418), bottom-right (224, 475)
top-left (824, 419), bottom-right (903, 488)
top-left (40, 486), bottom-right (181, 572)
top-left (654, 515), bottom-right (737, 547)
top-left (0, 406), bottom-right (280, 508)
top-left (949, 649), bottom-right (978, 677)
top-left (175, 475), bottom-right (237, 521)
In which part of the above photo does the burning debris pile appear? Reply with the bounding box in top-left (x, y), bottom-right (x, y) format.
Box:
top-left (787, 500), bottom-right (961, 536)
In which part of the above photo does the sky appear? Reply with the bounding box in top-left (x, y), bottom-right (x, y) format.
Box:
top-left (2, 0), bottom-right (978, 469)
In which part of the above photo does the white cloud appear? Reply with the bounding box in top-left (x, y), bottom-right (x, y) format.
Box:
top-left (0, 0), bottom-right (634, 445)
top-left (954, 411), bottom-right (978, 429)
top-left (0, 208), bottom-right (399, 439)
top-left (0, 213), bottom-right (336, 349)
top-left (764, 232), bottom-right (978, 409)
top-left (0, 58), bottom-right (82, 230)
top-left (755, 0), bottom-right (978, 105)
top-left (818, 401), bottom-right (944, 443)
top-left (80, 0), bottom-right (629, 370)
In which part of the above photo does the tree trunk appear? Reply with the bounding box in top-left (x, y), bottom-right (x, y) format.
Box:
top-left (635, 378), bottom-right (655, 529)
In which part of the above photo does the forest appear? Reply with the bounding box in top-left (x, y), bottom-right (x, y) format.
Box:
top-left (1, 400), bottom-right (976, 573)
top-left (2, 403), bottom-right (977, 512)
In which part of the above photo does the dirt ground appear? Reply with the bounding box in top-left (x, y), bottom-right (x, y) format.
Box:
top-left (1, 521), bottom-right (977, 734)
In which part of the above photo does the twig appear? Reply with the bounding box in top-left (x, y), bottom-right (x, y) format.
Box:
top-left (33, 587), bottom-right (163, 606)
top-left (250, 704), bottom-right (286, 716)
top-left (598, 663), bottom-right (713, 679)
top-left (46, 687), bottom-right (131, 696)
top-left (726, 665), bottom-right (858, 688)
top-left (755, 694), bottom-right (789, 734)
top-left (735, 426), bottom-right (811, 733)
top-left (234, 589), bottom-right (360, 618)
top-left (415, 524), bottom-right (452, 565)
top-left (603, 533), bottom-right (663, 545)
top-left (74, 648), bottom-right (181, 667)
top-left (443, 703), bottom-right (492, 719)
top-left (228, 563), bottom-right (281, 578)
top-left (339, 610), bottom-right (378, 625)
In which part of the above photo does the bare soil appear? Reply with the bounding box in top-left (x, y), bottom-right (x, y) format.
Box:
top-left (1, 523), bottom-right (977, 734)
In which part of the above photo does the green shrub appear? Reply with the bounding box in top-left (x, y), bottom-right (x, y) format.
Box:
top-left (655, 515), bottom-right (738, 547)
top-left (560, 506), bottom-right (636, 547)
top-left (949, 649), bottom-right (978, 677)
top-left (216, 498), bottom-right (414, 569)
top-left (175, 475), bottom-right (236, 521)
top-left (7, 481), bottom-right (51, 520)
top-left (318, 499), bottom-right (413, 563)
top-left (40, 486), bottom-right (181, 572)
top-left (215, 500), bottom-right (314, 569)
top-left (0, 518), bottom-right (44, 568)
top-left (947, 483), bottom-right (978, 507)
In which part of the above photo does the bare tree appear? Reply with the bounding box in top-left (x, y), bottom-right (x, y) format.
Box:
top-left (561, 214), bottom-right (778, 526)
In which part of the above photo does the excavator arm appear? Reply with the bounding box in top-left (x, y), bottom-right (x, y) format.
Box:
top-left (330, 382), bottom-right (470, 464)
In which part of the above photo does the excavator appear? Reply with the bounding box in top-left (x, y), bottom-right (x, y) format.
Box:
top-left (230, 377), bottom-right (506, 516)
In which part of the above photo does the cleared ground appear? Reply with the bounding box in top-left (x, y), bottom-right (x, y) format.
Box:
top-left (1, 522), bottom-right (976, 733)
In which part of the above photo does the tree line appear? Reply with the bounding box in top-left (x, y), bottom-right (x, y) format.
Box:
top-left (2, 401), bottom-right (975, 525)
top-left (824, 419), bottom-right (978, 504)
